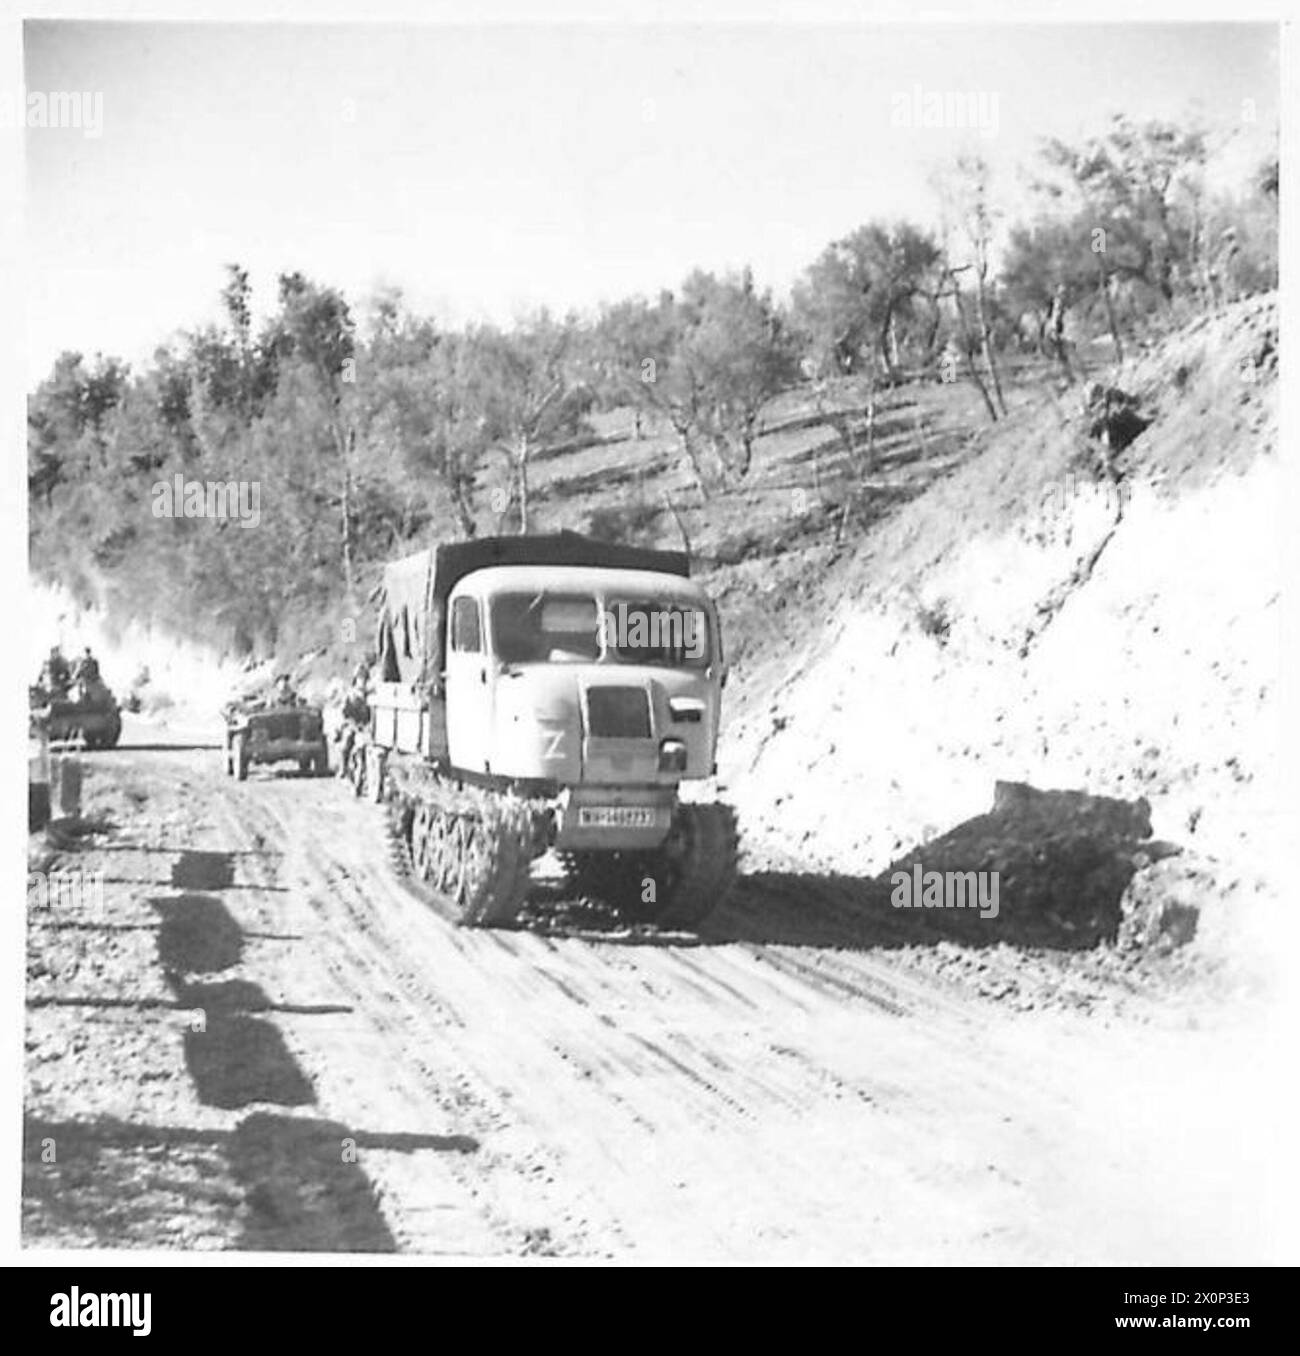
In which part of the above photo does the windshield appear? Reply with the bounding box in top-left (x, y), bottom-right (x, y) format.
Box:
top-left (603, 599), bottom-right (710, 670)
top-left (487, 590), bottom-right (711, 669)
top-left (490, 592), bottom-right (601, 664)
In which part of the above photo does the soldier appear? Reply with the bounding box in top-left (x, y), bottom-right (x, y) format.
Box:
top-left (337, 658), bottom-right (370, 775)
top-left (273, 674), bottom-right (298, 706)
top-left (73, 646), bottom-right (101, 686)
top-left (1047, 282), bottom-right (1072, 380)
top-left (40, 646), bottom-right (71, 699)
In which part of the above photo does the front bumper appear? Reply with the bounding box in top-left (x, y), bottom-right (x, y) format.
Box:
top-left (248, 738), bottom-right (322, 764)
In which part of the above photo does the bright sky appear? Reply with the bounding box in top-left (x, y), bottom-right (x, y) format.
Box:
top-left (23, 21), bottom-right (1279, 384)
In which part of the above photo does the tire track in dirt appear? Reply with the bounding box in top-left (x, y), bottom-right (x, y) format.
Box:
top-left (118, 759), bottom-right (511, 1254)
top-left (80, 744), bottom-right (1272, 1262)
top-left (215, 767), bottom-right (1082, 1260)
top-left (261, 794), bottom-right (732, 1253)
top-left (205, 780), bottom-right (619, 1255)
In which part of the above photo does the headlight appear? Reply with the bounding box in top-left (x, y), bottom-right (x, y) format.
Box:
top-left (658, 738), bottom-right (688, 773)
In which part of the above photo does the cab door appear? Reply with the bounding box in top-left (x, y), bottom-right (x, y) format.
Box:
top-left (445, 590), bottom-right (493, 774)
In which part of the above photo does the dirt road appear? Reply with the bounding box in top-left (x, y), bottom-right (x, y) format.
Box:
top-left (23, 726), bottom-right (1285, 1261)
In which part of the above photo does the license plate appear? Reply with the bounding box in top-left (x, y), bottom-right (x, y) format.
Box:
top-left (578, 806), bottom-right (658, 828)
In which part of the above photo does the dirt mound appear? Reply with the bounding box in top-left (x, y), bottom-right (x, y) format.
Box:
top-left (864, 782), bottom-right (1165, 950)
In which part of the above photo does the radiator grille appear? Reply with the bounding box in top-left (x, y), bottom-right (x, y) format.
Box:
top-left (261, 713), bottom-right (305, 741)
top-left (585, 686), bottom-right (651, 739)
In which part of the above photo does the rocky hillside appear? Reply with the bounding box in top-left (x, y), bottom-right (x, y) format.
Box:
top-left (717, 295), bottom-right (1280, 1003)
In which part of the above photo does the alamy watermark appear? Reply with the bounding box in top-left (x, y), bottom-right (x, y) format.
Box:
top-left (49, 1289), bottom-right (151, 1336)
top-left (597, 603), bottom-right (706, 661)
top-left (890, 84), bottom-right (999, 138)
top-left (152, 476), bottom-right (261, 528)
top-left (28, 869), bottom-right (105, 915)
top-left (1039, 473), bottom-right (1132, 526)
top-left (1, 87), bottom-right (103, 138)
top-left (891, 865), bottom-right (1000, 920)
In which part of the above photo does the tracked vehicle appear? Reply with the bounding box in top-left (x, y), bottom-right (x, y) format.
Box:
top-left (30, 677), bottom-right (122, 750)
top-left (349, 532), bottom-right (737, 929)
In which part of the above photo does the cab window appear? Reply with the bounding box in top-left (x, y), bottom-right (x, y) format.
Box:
top-left (606, 599), bottom-right (710, 669)
top-left (490, 592), bottom-right (600, 664)
top-left (450, 596), bottom-right (482, 653)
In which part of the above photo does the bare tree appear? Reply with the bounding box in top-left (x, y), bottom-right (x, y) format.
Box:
top-left (934, 155), bottom-right (1007, 415)
top-left (469, 314), bottom-right (593, 534)
top-left (940, 263), bottom-right (1000, 423)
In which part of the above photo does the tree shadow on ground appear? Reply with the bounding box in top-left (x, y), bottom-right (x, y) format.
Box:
top-left (148, 892), bottom-right (314, 1110)
top-left (152, 893), bottom-right (244, 973)
top-left (170, 850), bottom-right (236, 891)
top-left (110, 742), bottom-right (222, 752)
top-left (22, 1114), bottom-right (478, 1252)
top-left (27, 833), bottom-right (474, 1252)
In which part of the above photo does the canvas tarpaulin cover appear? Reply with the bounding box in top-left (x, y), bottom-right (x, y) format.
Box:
top-left (375, 532), bottom-right (690, 688)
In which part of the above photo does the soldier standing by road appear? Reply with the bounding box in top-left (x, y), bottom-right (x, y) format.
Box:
top-left (1048, 282), bottom-right (1073, 381)
top-left (336, 656), bottom-right (373, 780)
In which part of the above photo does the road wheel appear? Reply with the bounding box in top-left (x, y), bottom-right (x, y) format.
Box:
top-left (411, 803), bottom-right (435, 880)
top-left (437, 815), bottom-right (467, 897)
top-left (298, 755), bottom-right (312, 775)
top-left (233, 733), bottom-right (249, 782)
top-left (441, 813), bottom-right (471, 900)
top-left (102, 711), bottom-right (122, 749)
top-left (312, 746), bottom-right (328, 777)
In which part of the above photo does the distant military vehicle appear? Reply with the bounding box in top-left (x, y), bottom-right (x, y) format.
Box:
top-left (29, 669), bottom-right (123, 750)
top-left (344, 532), bottom-right (738, 929)
top-left (223, 683), bottom-right (329, 780)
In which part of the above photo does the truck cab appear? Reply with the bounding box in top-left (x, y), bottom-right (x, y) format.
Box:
top-left (361, 534), bottom-right (738, 921)
top-left (443, 565), bottom-right (723, 784)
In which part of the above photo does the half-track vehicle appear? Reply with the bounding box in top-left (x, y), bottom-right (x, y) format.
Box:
top-left (345, 532), bottom-right (738, 929)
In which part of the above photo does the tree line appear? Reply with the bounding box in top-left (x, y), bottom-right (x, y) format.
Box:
top-left (29, 115), bottom-right (1277, 656)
